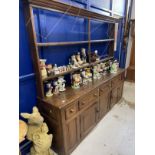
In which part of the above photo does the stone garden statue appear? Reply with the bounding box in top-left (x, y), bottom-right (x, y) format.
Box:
top-left (21, 106), bottom-right (54, 155)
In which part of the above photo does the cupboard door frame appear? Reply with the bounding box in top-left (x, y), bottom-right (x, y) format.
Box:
top-left (80, 101), bottom-right (99, 139)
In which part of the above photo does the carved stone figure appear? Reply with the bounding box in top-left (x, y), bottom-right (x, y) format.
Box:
top-left (21, 107), bottom-right (54, 155)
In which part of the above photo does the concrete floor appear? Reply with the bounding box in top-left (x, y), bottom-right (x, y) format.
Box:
top-left (71, 81), bottom-right (135, 155)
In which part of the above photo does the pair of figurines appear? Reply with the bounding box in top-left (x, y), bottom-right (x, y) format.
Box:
top-left (71, 48), bottom-right (88, 68)
top-left (71, 73), bottom-right (82, 89)
top-left (45, 76), bottom-right (66, 97)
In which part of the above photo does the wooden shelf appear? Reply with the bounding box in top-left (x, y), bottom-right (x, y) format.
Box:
top-left (37, 39), bottom-right (114, 47)
top-left (28, 0), bottom-right (120, 23)
top-left (90, 39), bottom-right (114, 43)
top-left (42, 56), bottom-right (113, 82)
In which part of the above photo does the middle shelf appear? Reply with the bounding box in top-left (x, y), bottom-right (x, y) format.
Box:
top-left (42, 56), bottom-right (113, 82)
top-left (37, 39), bottom-right (114, 47)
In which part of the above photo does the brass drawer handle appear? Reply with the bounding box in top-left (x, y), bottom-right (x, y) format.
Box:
top-left (81, 102), bottom-right (85, 105)
top-left (70, 109), bottom-right (75, 113)
top-left (94, 93), bottom-right (98, 97)
top-left (49, 110), bottom-right (52, 114)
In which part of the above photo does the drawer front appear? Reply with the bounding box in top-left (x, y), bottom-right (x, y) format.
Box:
top-left (112, 74), bottom-right (122, 88)
top-left (100, 81), bottom-right (111, 95)
top-left (79, 89), bottom-right (99, 110)
top-left (38, 102), bottom-right (58, 120)
top-left (65, 102), bottom-right (78, 120)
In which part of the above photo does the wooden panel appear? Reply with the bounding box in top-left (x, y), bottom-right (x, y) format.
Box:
top-left (65, 117), bottom-right (80, 152)
top-left (80, 101), bottom-right (98, 139)
top-left (65, 102), bottom-right (78, 120)
top-left (117, 82), bottom-right (124, 102)
top-left (99, 82), bottom-right (111, 118)
top-left (79, 89), bottom-right (99, 110)
top-left (110, 87), bottom-right (118, 108)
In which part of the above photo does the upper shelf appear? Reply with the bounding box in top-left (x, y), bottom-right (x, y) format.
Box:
top-left (37, 39), bottom-right (114, 47)
top-left (26, 0), bottom-right (120, 23)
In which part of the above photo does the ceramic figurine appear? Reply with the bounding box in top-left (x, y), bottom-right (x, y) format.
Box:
top-left (53, 64), bottom-right (59, 75)
top-left (81, 48), bottom-right (87, 64)
top-left (71, 55), bottom-right (80, 68)
top-left (21, 107), bottom-right (54, 155)
top-left (45, 83), bottom-right (53, 97)
top-left (90, 50), bottom-right (100, 62)
top-left (46, 64), bottom-right (53, 76)
top-left (76, 52), bottom-right (83, 65)
top-left (53, 80), bottom-right (59, 95)
top-left (81, 70), bottom-right (89, 85)
top-left (85, 68), bottom-right (92, 82)
top-left (110, 60), bottom-right (119, 74)
top-left (57, 76), bottom-right (66, 92)
top-left (72, 73), bottom-right (82, 89)
top-left (40, 59), bottom-right (47, 79)
top-left (93, 66), bottom-right (100, 79)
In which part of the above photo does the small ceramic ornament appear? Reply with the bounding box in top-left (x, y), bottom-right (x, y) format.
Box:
top-left (53, 64), bottom-right (59, 75)
top-left (40, 59), bottom-right (47, 79)
top-left (57, 76), bottom-right (66, 92)
top-left (53, 80), bottom-right (59, 95)
top-left (93, 66), bottom-right (101, 80)
top-left (90, 50), bottom-right (100, 62)
top-left (76, 52), bottom-right (83, 65)
top-left (85, 68), bottom-right (92, 82)
top-left (72, 73), bottom-right (82, 89)
top-left (71, 55), bottom-right (80, 68)
top-left (110, 60), bottom-right (119, 74)
top-left (46, 64), bottom-right (53, 76)
top-left (45, 83), bottom-right (53, 97)
top-left (81, 48), bottom-right (87, 64)
top-left (81, 70), bottom-right (89, 85)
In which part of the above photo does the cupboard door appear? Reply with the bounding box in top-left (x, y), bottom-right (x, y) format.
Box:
top-left (110, 87), bottom-right (118, 108)
top-left (65, 117), bottom-right (80, 152)
top-left (99, 92), bottom-right (110, 119)
top-left (117, 82), bottom-right (124, 102)
top-left (80, 101), bottom-right (98, 139)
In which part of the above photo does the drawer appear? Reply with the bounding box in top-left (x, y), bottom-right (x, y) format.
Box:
top-left (79, 89), bottom-right (99, 110)
top-left (65, 102), bottom-right (78, 120)
top-left (100, 81), bottom-right (111, 94)
top-left (38, 102), bottom-right (58, 120)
